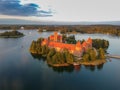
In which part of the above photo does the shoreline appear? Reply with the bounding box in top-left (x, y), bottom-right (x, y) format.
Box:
top-left (47, 59), bottom-right (106, 67)
top-left (50, 60), bottom-right (106, 67)
top-left (48, 63), bottom-right (70, 67)
top-left (78, 59), bottom-right (106, 66)
top-left (0, 35), bottom-right (24, 38)
top-left (30, 52), bottom-right (107, 67)
top-left (0, 30), bottom-right (24, 38)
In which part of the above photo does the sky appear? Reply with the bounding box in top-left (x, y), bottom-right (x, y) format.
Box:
top-left (0, 0), bottom-right (120, 22)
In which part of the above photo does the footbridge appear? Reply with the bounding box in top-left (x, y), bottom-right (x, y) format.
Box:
top-left (106, 54), bottom-right (120, 59)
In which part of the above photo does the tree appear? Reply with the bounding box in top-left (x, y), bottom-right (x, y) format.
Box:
top-left (41, 45), bottom-right (49, 55)
top-left (98, 48), bottom-right (105, 59)
top-left (82, 53), bottom-right (89, 62)
top-left (37, 38), bottom-right (44, 45)
top-left (29, 41), bottom-right (37, 53)
top-left (52, 54), bottom-right (58, 64)
top-left (47, 48), bottom-right (56, 57)
top-left (89, 49), bottom-right (96, 61)
top-left (65, 52), bottom-right (74, 64)
top-left (92, 39), bottom-right (109, 50)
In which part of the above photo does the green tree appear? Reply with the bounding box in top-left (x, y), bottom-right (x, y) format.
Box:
top-left (47, 48), bottom-right (56, 57)
top-left (89, 49), bottom-right (96, 61)
top-left (52, 54), bottom-right (58, 64)
top-left (29, 40), bottom-right (37, 53)
top-left (82, 53), bottom-right (90, 62)
top-left (65, 51), bottom-right (74, 64)
top-left (98, 48), bottom-right (105, 59)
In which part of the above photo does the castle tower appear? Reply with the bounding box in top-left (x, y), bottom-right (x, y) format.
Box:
top-left (60, 36), bottom-right (62, 42)
top-left (54, 32), bottom-right (58, 42)
top-left (75, 41), bottom-right (82, 51)
top-left (82, 41), bottom-right (87, 51)
top-left (86, 37), bottom-right (92, 48)
top-left (87, 37), bottom-right (92, 43)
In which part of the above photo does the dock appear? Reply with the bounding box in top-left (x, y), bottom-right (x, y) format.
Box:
top-left (106, 54), bottom-right (120, 59)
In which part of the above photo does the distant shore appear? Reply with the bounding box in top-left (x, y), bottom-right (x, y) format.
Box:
top-left (0, 30), bottom-right (24, 38)
top-left (0, 35), bottom-right (24, 38)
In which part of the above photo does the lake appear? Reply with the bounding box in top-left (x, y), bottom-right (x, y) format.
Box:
top-left (0, 30), bottom-right (120, 90)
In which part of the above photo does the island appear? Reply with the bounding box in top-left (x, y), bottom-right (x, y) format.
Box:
top-left (29, 32), bottom-right (109, 67)
top-left (0, 30), bottom-right (24, 38)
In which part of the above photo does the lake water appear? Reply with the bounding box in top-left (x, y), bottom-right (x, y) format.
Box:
top-left (0, 30), bottom-right (120, 90)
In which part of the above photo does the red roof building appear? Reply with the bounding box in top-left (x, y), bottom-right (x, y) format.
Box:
top-left (49, 32), bottom-right (62, 42)
top-left (41, 32), bottom-right (92, 57)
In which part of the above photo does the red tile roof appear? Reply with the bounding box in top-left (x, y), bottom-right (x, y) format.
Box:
top-left (41, 32), bottom-right (92, 55)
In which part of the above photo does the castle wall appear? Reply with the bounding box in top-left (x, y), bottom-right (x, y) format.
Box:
top-left (41, 32), bottom-right (92, 57)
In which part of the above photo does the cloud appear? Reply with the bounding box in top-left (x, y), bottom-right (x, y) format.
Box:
top-left (0, 0), bottom-right (53, 17)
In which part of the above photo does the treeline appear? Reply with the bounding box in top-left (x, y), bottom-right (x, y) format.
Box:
top-left (92, 39), bottom-right (109, 50)
top-left (82, 48), bottom-right (105, 62)
top-left (0, 25), bottom-right (22, 30)
top-left (82, 39), bottom-right (109, 62)
top-left (0, 25), bottom-right (55, 30)
top-left (62, 35), bottom-right (77, 44)
top-left (47, 48), bottom-right (74, 65)
top-left (74, 25), bottom-right (120, 36)
top-left (29, 38), bottom-right (45, 54)
top-left (1, 25), bottom-right (120, 36)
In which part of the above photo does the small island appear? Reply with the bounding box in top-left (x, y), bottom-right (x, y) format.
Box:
top-left (0, 30), bottom-right (24, 38)
top-left (29, 32), bottom-right (109, 67)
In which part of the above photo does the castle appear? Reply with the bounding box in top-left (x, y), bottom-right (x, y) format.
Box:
top-left (41, 32), bottom-right (92, 57)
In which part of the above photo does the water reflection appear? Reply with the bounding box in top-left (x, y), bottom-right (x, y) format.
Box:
top-left (74, 65), bottom-right (81, 72)
top-left (84, 64), bottom-right (104, 72)
top-left (49, 65), bottom-right (74, 73)
top-left (0, 78), bottom-right (23, 90)
top-left (30, 53), bottom-right (46, 61)
top-left (31, 53), bottom-right (42, 60)
top-left (97, 64), bottom-right (104, 70)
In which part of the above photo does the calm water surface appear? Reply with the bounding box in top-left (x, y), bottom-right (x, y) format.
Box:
top-left (0, 30), bottom-right (120, 90)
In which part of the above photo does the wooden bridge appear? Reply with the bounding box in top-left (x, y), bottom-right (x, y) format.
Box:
top-left (106, 54), bottom-right (120, 59)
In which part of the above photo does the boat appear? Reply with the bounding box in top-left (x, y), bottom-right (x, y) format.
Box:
top-left (73, 62), bottom-right (80, 66)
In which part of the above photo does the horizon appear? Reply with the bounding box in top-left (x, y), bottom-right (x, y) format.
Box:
top-left (1, 18), bottom-right (120, 25)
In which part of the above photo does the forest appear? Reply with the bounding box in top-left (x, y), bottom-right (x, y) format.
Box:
top-left (0, 25), bottom-right (120, 36)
